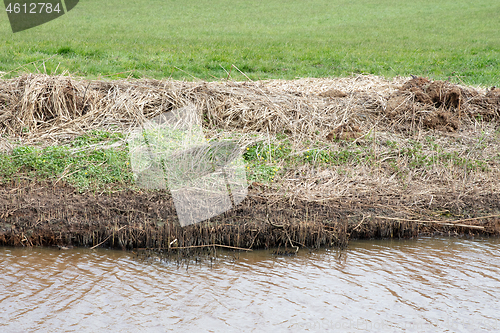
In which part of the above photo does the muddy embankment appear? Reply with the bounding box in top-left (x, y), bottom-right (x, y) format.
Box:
top-left (0, 74), bottom-right (499, 251)
top-left (1, 181), bottom-right (500, 251)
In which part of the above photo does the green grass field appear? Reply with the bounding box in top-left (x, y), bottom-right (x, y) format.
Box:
top-left (0, 0), bottom-right (499, 85)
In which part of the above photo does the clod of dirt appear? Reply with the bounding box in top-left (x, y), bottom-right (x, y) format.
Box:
top-left (326, 123), bottom-right (363, 141)
top-left (401, 77), bottom-right (462, 109)
top-left (424, 111), bottom-right (459, 132)
top-left (383, 76), bottom-right (500, 133)
top-left (319, 89), bottom-right (347, 98)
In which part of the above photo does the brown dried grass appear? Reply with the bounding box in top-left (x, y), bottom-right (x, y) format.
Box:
top-left (0, 73), bottom-right (499, 209)
top-left (0, 73), bottom-right (407, 146)
top-left (0, 73), bottom-right (497, 143)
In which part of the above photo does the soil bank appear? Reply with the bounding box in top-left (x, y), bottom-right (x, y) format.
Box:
top-left (1, 74), bottom-right (500, 251)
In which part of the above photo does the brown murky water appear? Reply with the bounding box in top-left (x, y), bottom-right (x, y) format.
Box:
top-left (1, 237), bottom-right (500, 332)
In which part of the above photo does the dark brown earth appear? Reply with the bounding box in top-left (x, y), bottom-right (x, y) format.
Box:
top-left (384, 76), bottom-right (500, 132)
top-left (1, 180), bottom-right (499, 251)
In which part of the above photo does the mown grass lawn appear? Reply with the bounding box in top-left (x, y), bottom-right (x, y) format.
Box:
top-left (0, 0), bottom-right (499, 85)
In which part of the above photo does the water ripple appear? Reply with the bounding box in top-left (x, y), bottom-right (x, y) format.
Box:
top-left (1, 237), bottom-right (500, 332)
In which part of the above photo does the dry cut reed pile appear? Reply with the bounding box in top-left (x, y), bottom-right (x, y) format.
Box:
top-left (0, 73), bottom-right (498, 143)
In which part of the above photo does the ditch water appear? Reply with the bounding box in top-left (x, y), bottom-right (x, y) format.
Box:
top-left (1, 237), bottom-right (499, 332)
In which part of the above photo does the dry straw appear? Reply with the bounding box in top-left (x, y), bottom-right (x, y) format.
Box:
top-left (0, 73), bottom-right (499, 206)
top-left (0, 73), bottom-right (409, 145)
top-left (0, 73), bottom-right (497, 144)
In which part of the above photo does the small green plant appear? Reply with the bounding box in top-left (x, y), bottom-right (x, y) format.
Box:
top-left (1, 131), bottom-right (133, 191)
top-left (385, 140), bottom-right (398, 149)
top-left (246, 164), bottom-right (280, 182)
top-left (12, 146), bottom-right (39, 170)
top-left (243, 141), bottom-right (288, 182)
top-left (425, 136), bottom-right (441, 152)
top-left (296, 148), bottom-right (363, 166)
top-left (0, 154), bottom-right (16, 179)
top-left (72, 130), bottom-right (124, 147)
top-left (243, 141), bottom-right (291, 164)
